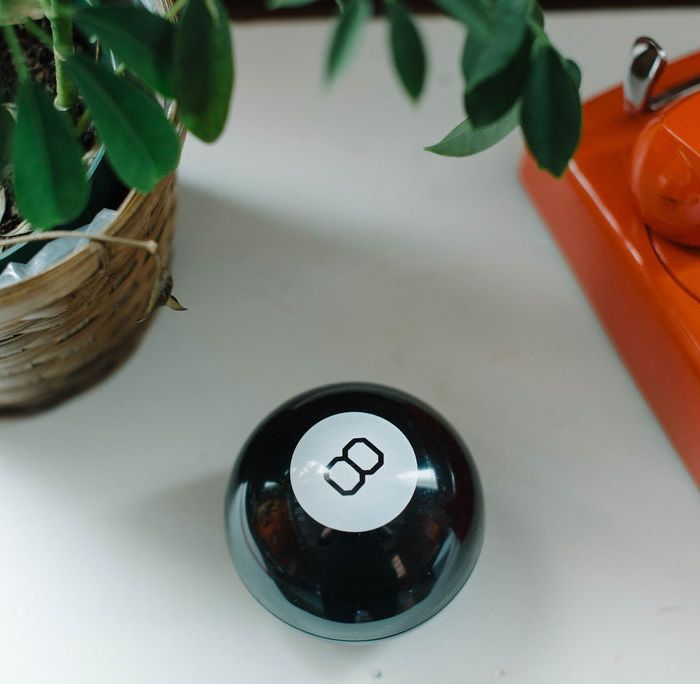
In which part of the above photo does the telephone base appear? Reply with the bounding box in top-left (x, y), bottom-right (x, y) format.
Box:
top-left (520, 50), bottom-right (700, 487)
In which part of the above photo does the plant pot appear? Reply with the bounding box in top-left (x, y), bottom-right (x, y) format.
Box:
top-left (0, 174), bottom-right (178, 412)
top-left (0, 0), bottom-right (182, 413)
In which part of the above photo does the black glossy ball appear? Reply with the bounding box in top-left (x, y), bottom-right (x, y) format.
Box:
top-left (225, 383), bottom-right (484, 642)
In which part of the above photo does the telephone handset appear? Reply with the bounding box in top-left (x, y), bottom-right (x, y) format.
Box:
top-left (627, 37), bottom-right (700, 246)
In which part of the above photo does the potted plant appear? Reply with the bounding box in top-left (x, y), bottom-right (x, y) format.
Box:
top-left (0, 0), bottom-right (233, 411)
top-left (0, 0), bottom-right (576, 412)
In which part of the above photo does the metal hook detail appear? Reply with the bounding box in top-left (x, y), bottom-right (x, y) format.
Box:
top-left (624, 37), bottom-right (700, 115)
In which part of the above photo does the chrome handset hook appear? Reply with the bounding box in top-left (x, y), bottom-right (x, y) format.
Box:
top-left (624, 37), bottom-right (700, 115)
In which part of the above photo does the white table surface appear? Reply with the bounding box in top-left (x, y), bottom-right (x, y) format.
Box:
top-left (2, 9), bottom-right (700, 683)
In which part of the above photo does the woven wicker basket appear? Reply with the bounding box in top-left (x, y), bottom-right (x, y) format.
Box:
top-left (0, 175), bottom-right (177, 412)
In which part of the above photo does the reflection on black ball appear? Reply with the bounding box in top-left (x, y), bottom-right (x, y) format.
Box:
top-left (225, 383), bottom-right (484, 642)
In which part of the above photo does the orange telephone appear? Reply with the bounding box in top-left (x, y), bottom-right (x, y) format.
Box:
top-left (521, 38), bottom-right (700, 487)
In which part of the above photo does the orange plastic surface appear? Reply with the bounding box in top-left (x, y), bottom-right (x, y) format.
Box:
top-left (520, 50), bottom-right (700, 487)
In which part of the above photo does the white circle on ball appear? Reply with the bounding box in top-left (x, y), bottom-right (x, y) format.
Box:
top-left (290, 412), bottom-right (418, 532)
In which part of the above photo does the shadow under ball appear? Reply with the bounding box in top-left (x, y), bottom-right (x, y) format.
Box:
top-left (225, 383), bottom-right (484, 642)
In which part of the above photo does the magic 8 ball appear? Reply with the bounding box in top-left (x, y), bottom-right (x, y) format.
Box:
top-left (225, 383), bottom-right (484, 642)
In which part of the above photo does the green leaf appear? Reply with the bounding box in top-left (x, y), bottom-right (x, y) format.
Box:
top-left (461, 25), bottom-right (484, 78)
top-left (430, 0), bottom-right (490, 37)
top-left (12, 78), bottom-right (89, 229)
top-left (565, 57), bottom-right (582, 90)
top-left (426, 103), bottom-right (520, 157)
top-left (530, 1), bottom-right (544, 28)
top-left (267, 0), bottom-right (319, 8)
top-left (464, 29), bottom-right (532, 127)
top-left (386, 0), bottom-right (426, 101)
top-left (325, 0), bottom-right (372, 84)
top-left (174, 0), bottom-right (234, 142)
top-left (66, 52), bottom-right (181, 193)
top-left (0, 0), bottom-right (43, 26)
top-left (0, 105), bottom-right (14, 170)
top-left (462, 0), bottom-right (530, 90)
top-left (75, 6), bottom-right (176, 98)
top-left (521, 45), bottom-right (582, 176)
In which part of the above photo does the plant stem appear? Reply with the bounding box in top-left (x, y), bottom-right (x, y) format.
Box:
top-left (2, 26), bottom-right (29, 81)
top-left (165, 0), bottom-right (188, 19)
top-left (74, 107), bottom-right (91, 137)
top-left (48, 0), bottom-right (77, 110)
